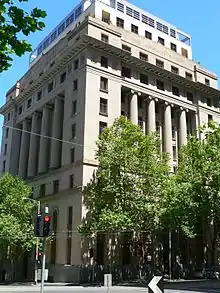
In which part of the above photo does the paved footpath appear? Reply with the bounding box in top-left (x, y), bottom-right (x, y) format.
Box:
top-left (0, 286), bottom-right (219, 293)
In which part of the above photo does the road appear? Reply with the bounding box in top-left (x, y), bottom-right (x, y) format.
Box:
top-left (0, 286), bottom-right (220, 293)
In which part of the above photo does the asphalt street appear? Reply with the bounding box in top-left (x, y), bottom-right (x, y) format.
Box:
top-left (0, 286), bottom-right (220, 293)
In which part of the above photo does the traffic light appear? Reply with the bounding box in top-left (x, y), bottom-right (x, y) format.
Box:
top-left (34, 214), bottom-right (42, 237)
top-left (43, 215), bottom-right (51, 237)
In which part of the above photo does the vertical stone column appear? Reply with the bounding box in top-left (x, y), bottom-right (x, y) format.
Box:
top-left (179, 107), bottom-right (188, 147)
top-left (130, 90), bottom-right (139, 125)
top-left (147, 96), bottom-right (157, 133)
top-left (27, 112), bottom-right (40, 178)
top-left (164, 102), bottom-right (173, 170)
top-left (38, 105), bottom-right (51, 174)
top-left (18, 119), bottom-right (30, 178)
top-left (50, 98), bottom-right (64, 169)
top-left (142, 99), bottom-right (147, 134)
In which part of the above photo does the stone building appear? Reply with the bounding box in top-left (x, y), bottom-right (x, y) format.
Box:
top-left (0, 0), bottom-right (220, 282)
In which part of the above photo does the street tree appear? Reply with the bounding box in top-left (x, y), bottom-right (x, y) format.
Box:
top-left (163, 121), bottom-right (220, 266)
top-left (79, 116), bottom-right (169, 271)
top-left (0, 173), bottom-right (36, 260)
top-left (0, 0), bottom-right (46, 72)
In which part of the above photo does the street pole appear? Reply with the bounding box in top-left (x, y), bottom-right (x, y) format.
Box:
top-left (34, 201), bottom-right (41, 285)
top-left (40, 237), bottom-right (46, 293)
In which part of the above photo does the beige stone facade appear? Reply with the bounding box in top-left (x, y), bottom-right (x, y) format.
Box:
top-left (0, 0), bottom-right (220, 282)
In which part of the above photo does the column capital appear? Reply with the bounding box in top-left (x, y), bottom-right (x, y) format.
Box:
top-left (148, 95), bottom-right (158, 102)
top-left (22, 118), bottom-right (31, 126)
top-left (55, 95), bottom-right (65, 102)
top-left (164, 101), bottom-right (174, 107)
top-left (32, 111), bottom-right (42, 118)
top-left (131, 90), bottom-right (141, 96)
top-left (180, 106), bottom-right (189, 112)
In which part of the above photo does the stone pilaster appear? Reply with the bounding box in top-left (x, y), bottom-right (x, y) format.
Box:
top-left (27, 112), bottom-right (41, 178)
top-left (38, 105), bottom-right (51, 174)
top-left (50, 98), bottom-right (64, 169)
top-left (18, 119), bottom-right (30, 178)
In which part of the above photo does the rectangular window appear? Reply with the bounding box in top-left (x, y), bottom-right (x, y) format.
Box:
top-left (207, 98), bottom-right (212, 107)
top-left (99, 121), bottom-right (107, 135)
top-left (156, 121), bottom-right (160, 134)
top-left (72, 100), bottom-right (77, 115)
top-left (116, 17), bottom-right (124, 28)
top-left (18, 106), bottom-right (22, 115)
top-left (170, 43), bottom-right (177, 52)
top-left (60, 72), bottom-right (66, 84)
top-left (156, 59), bottom-right (164, 68)
top-left (138, 96), bottom-right (143, 109)
top-left (121, 66), bottom-right (131, 78)
top-left (101, 33), bottom-right (109, 43)
top-left (156, 80), bottom-right (164, 91)
top-left (27, 98), bottom-right (32, 109)
top-left (187, 92), bottom-right (193, 102)
top-left (4, 144), bottom-right (7, 155)
top-left (66, 206), bottom-right (73, 265)
top-left (122, 44), bottom-right (131, 53)
top-left (5, 128), bottom-right (9, 139)
top-left (101, 56), bottom-right (108, 68)
top-left (145, 30), bottom-right (152, 40)
top-left (48, 82), bottom-right (53, 93)
top-left (2, 161), bottom-right (6, 173)
top-left (185, 72), bottom-right (193, 80)
top-left (37, 91), bottom-right (42, 101)
top-left (139, 52), bottom-right (148, 62)
top-left (205, 78), bottom-right (210, 86)
top-left (100, 77), bottom-right (108, 92)
top-left (7, 112), bottom-right (10, 121)
top-left (69, 174), bottom-right (74, 188)
top-left (70, 148), bottom-right (75, 163)
top-left (158, 37), bottom-right (165, 45)
top-left (173, 146), bottom-right (177, 161)
top-left (74, 59), bottom-right (79, 70)
top-left (40, 184), bottom-right (46, 197)
top-left (71, 124), bottom-right (76, 139)
top-left (131, 24), bottom-right (138, 34)
top-left (171, 66), bottom-right (179, 75)
top-left (172, 126), bottom-right (176, 140)
top-left (102, 10), bottom-right (110, 23)
top-left (100, 98), bottom-right (108, 115)
top-left (172, 86), bottom-right (179, 96)
top-left (53, 180), bottom-right (59, 194)
top-left (73, 79), bottom-right (78, 90)
top-left (68, 206), bottom-right (73, 228)
top-left (181, 48), bottom-right (188, 58)
top-left (140, 73), bottom-right (148, 85)
top-left (208, 114), bottom-right (213, 121)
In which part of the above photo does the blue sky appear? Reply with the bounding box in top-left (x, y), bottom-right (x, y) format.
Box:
top-left (0, 0), bottom-right (219, 136)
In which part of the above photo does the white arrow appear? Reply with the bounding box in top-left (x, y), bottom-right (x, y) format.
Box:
top-left (148, 276), bottom-right (163, 293)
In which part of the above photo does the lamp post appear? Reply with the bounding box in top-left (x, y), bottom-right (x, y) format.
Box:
top-left (22, 197), bottom-right (40, 285)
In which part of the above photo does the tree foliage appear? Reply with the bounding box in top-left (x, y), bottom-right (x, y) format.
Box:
top-left (0, 0), bottom-right (46, 72)
top-left (0, 173), bottom-right (36, 258)
top-left (163, 121), bottom-right (220, 264)
top-left (79, 116), bottom-right (169, 236)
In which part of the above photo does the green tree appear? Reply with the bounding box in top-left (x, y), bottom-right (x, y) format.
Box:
top-left (79, 116), bottom-right (169, 269)
top-left (163, 121), bottom-right (220, 266)
top-left (0, 173), bottom-right (36, 260)
top-left (0, 0), bottom-right (46, 72)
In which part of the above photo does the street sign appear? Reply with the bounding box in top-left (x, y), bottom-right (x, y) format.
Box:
top-left (148, 276), bottom-right (163, 293)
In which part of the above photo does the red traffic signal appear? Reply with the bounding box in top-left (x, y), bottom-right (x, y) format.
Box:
top-left (43, 215), bottom-right (51, 237)
top-left (44, 215), bottom-right (51, 222)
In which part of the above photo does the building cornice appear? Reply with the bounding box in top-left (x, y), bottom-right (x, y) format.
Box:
top-left (1, 22), bottom-right (219, 115)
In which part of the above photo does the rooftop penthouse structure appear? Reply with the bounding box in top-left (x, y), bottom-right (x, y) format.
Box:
top-left (30, 0), bottom-right (192, 65)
